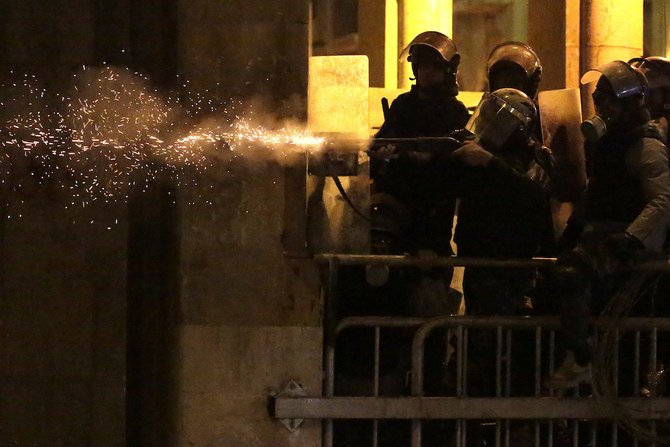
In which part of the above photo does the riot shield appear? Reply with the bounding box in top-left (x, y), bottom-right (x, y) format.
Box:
top-left (538, 88), bottom-right (587, 203)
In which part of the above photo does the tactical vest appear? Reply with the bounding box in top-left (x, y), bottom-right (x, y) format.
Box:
top-left (586, 129), bottom-right (659, 223)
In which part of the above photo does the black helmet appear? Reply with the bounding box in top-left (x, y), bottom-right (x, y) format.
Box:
top-left (399, 31), bottom-right (460, 79)
top-left (580, 60), bottom-right (650, 141)
top-left (466, 88), bottom-right (537, 149)
top-left (487, 41), bottom-right (542, 98)
top-left (581, 60), bottom-right (647, 101)
top-left (629, 56), bottom-right (670, 119)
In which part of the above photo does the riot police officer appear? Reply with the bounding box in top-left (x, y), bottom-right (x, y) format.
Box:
top-left (628, 56), bottom-right (670, 398)
top-left (545, 61), bottom-right (670, 388)
top-left (446, 87), bottom-right (554, 446)
top-left (338, 31), bottom-right (470, 447)
top-left (629, 56), bottom-right (670, 143)
top-left (451, 87), bottom-right (553, 351)
top-left (371, 30), bottom-right (470, 311)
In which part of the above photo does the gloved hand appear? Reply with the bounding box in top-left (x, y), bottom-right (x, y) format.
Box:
top-left (448, 128), bottom-right (477, 143)
top-left (553, 246), bottom-right (596, 292)
top-left (450, 141), bottom-right (493, 167)
top-left (373, 144), bottom-right (398, 161)
top-left (600, 232), bottom-right (645, 273)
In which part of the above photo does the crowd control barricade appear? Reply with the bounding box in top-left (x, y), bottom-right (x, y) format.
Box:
top-left (271, 254), bottom-right (670, 447)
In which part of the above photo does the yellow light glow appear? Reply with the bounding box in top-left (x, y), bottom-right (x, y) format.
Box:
top-left (398, 0), bottom-right (453, 88)
top-left (384, 0), bottom-right (398, 89)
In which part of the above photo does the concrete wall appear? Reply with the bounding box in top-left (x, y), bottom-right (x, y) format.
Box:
top-left (0, 2), bottom-right (127, 446)
top-left (178, 0), bottom-right (308, 113)
top-left (175, 2), bottom-right (320, 446)
top-left (0, 196), bottom-right (127, 446)
top-left (0, 0), bottom-right (319, 446)
top-left (175, 162), bottom-right (322, 447)
top-left (0, 0), bottom-right (95, 86)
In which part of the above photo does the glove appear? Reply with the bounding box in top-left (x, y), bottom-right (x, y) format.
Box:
top-left (373, 144), bottom-right (398, 161)
top-left (450, 142), bottom-right (493, 167)
top-left (553, 246), bottom-right (596, 292)
top-left (600, 232), bottom-right (645, 273)
top-left (448, 128), bottom-right (477, 142)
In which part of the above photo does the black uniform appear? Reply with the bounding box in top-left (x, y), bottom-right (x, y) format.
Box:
top-left (333, 75), bottom-right (470, 447)
top-left (376, 85), bottom-right (470, 139)
top-left (456, 142), bottom-right (553, 308)
top-left (452, 138), bottom-right (553, 400)
top-left (372, 85), bottom-right (470, 260)
top-left (555, 126), bottom-right (670, 366)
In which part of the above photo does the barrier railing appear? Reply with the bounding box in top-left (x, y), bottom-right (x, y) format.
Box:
top-left (271, 254), bottom-right (670, 447)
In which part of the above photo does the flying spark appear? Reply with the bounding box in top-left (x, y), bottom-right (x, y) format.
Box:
top-left (0, 66), bottom-right (328, 212)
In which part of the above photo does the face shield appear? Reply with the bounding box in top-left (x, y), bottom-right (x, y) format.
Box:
top-left (399, 31), bottom-right (459, 65)
top-left (465, 90), bottom-right (536, 149)
top-left (580, 60), bottom-right (646, 100)
top-left (487, 41), bottom-right (542, 79)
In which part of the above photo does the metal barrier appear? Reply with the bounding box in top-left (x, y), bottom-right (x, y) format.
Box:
top-left (272, 254), bottom-right (670, 447)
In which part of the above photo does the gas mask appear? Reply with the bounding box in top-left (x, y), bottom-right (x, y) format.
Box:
top-left (580, 114), bottom-right (610, 144)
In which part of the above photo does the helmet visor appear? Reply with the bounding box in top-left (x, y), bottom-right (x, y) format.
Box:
top-left (399, 31), bottom-right (458, 63)
top-left (580, 60), bottom-right (645, 99)
top-left (465, 92), bottom-right (527, 148)
top-left (487, 42), bottom-right (541, 78)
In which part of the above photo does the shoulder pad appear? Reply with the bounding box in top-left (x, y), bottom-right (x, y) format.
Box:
top-left (643, 122), bottom-right (667, 143)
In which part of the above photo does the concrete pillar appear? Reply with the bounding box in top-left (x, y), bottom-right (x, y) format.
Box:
top-left (528, 0), bottom-right (566, 91)
top-left (645, 0), bottom-right (668, 57)
top-left (178, 0), bottom-right (308, 111)
top-left (312, 0), bottom-right (335, 50)
top-left (565, 0), bottom-right (580, 89)
top-left (511, 0), bottom-right (528, 43)
top-left (175, 2), bottom-right (322, 446)
top-left (580, 0), bottom-right (643, 114)
top-left (580, 0), bottom-right (643, 70)
top-left (358, 0), bottom-right (398, 88)
top-left (398, 0), bottom-right (453, 89)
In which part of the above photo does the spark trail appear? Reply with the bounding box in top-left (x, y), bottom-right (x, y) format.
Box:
top-left (0, 66), bottom-right (327, 209)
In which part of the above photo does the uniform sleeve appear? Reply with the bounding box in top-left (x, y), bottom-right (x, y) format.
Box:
top-left (452, 99), bottom-right (471, 130)
top-left (485, 157), bottom-right (547, 202)
top-left (626, 138), bottom-right (670, 251)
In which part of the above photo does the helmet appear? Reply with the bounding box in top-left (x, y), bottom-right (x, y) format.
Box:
top-left (399, 31), bottom-right (460, 78)
top-left (580, 60), bottom-right (647, 100)
top-left (629, 56), bottom-right (670, 119)
top-left (580, 60), bottom-right (649, 142)
top-left (487, 41), bottom-right (542, 98)
top-left (465, 88), bottom-right (537, 149)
